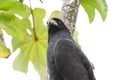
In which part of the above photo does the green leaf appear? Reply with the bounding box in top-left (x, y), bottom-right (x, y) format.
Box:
top-left (0, 0), bottom-right (17, 2)
top-left (32, 8), bottom-right (46, 38)
top-left (0, 27), bottom-right (2, 35)
top-left (0, 1), bottom-right (30, 18)
top-left (50, 10), bottom-right (60, 18)
top-left (12, 8), bottom-right (48, 80)
top-left (0, 37), bottom-right (10, 58)
top-left (73, 31), bottom-right (81, 48)
top-left (12, 30), bottom-right (48, 80)
top-left (81, 0), bottom-right (108, 23)
top-left (73, 31), bottom-right (79, 44)
top-left (0, 11), bottom-right (31, 39)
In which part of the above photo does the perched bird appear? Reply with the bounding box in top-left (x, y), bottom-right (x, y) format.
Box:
top-left (47, 18), bottom-right (96, 80)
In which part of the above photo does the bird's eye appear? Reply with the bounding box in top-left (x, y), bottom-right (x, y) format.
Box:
top-left (57, 21), bottom-right (61, 24)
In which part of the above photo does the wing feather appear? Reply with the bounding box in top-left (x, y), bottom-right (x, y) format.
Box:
top-left (54, 39), bottom-right (95, 80)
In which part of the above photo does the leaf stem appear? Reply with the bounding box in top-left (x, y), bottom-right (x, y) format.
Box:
top-left (19, 0), bottom-right (24, 3)
top-left (29, 0), bottom-right (38, 41)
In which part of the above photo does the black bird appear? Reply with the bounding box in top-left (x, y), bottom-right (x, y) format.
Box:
top-left (47, 18), bottom-right (96, 80)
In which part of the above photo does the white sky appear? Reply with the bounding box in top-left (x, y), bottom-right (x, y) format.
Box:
top-left (0, 0), bottom-right (120, 80)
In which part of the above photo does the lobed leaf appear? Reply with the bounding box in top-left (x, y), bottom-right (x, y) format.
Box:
top-left (0, 40), bottom-right (10, 58)
top-left (32, 8), bottom-right (46, 38)
top-left (0, 26), bottom-right (10, 58)
top-left (81, 0), bottom-right (108, 23)
top-left (0, 11), bottom-right (31, 39)
top-left (0, 1), bottom-right (30, 18)
top-left (12, 30), bottom-right (48, 80)
top-left (12, 8), bottom-right (48, 80)
top-left (50, 10), bottom-right (60, 18)
top-left (0, 0), bottom-right (17, 2)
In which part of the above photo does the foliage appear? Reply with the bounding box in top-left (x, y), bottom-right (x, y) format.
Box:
top-left (12, 8), bottom-right (48, 80)
top-left (0, 0), bottom-right (108, 80)
top-left (50, 10), bottom-right (60, 18)
top-left (0, 36), bottom-right (10, 58)
top-left (0, 0), bottom-right (30, 39)
top-left (0, 0), bottom-right (48, 80)
top-left (81, 0), bottom-right (108, 23)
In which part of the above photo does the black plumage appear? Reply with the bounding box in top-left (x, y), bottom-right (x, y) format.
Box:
top-left (47, 18), bottom-right (96, 80)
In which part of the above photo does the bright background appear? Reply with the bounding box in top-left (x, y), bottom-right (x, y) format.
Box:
top-left (0, 0), bottom-right (120, 80)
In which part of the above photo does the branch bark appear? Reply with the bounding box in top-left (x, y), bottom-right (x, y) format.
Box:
top-left (60, 0), bottom-right (80, 35)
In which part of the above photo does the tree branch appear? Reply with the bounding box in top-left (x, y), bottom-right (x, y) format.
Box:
top-left (60, 0), bottom-right (80, 35)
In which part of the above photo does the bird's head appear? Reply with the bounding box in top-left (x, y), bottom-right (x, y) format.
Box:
top-left (47, 18), bottom-right (70, 41)
top-left (47, 18), bottom-right (69, 34)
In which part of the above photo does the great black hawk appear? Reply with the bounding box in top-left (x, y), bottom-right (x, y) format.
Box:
top-left (47, 18), bottom-right (96, 80)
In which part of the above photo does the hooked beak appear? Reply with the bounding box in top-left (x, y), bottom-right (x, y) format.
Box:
top-left (47, 19), bottom-right (58, 27)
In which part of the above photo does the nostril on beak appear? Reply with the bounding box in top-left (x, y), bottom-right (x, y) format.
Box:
top-left (47, 19), bottom-right (50, 25)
